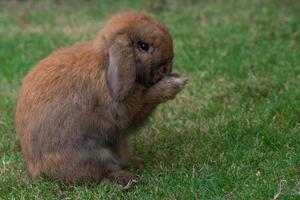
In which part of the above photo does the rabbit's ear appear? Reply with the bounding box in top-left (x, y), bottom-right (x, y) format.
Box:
top-left (106, 34), bottom-right (136, 101)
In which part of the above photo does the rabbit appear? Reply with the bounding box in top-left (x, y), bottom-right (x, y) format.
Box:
top-left (15, 11), bottom-right (188, 187)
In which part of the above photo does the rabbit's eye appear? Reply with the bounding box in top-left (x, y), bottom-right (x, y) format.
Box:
top-left (138, 41), bottom-right (150, 51)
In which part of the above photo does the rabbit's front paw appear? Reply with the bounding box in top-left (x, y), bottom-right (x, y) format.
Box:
top-left (159, 74), bottom-right (188, 100)
top-left (143, 74), bottom-right (188, 103)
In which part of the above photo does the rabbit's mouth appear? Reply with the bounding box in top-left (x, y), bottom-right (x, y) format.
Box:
top-left (136, 62), bottom-right (171, 87)
top-left (136, 67), bottom-right (163, 87)
top-left (136, 63), bottom-right (155, 87)
top-left (136, 73), bottom-right (153, 87)
top-left (150, 62), bottom-right (171, 84)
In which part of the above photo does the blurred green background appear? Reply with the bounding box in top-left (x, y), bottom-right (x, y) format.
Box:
top-left (0, 0), bottom-right (299, 199)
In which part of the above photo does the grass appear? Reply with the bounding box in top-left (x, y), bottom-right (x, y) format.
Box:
top-left (0, 0), bottom-right (300, 199)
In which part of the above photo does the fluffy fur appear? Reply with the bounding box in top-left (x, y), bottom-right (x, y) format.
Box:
top-left (15, 11), bottom-right (187, 186)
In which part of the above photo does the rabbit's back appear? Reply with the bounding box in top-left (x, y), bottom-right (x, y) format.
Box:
top-left (16, 41), bottom-right (104, 135)
top-left (15, 41), bottom-right (109, 171)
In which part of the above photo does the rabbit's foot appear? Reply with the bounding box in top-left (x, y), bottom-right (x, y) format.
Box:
top-left (162, 74), bottom-right (188, 97)
top-left (107, 170), bottom-right (138, 189)
top-left (144, 73), bottom-right (188, 103)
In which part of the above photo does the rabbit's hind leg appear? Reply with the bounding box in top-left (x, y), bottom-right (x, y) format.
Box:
top-left (48, 162), bottom-right (106, 183)
top-left (39, 147), bottom-right (122, 184)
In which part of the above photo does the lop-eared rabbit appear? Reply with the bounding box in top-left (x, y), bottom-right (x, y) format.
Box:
top-left (16, 12), bottom-right (187, 187)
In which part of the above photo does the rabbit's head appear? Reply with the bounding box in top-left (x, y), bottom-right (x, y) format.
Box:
top-left (97, 12), bottom-right (174, 101)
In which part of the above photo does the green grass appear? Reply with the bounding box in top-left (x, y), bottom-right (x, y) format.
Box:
top-left (0, 0), bottom-right (300, 199)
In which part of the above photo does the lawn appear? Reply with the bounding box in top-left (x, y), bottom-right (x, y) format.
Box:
top-left (0, 0), bottom-right (300, 199)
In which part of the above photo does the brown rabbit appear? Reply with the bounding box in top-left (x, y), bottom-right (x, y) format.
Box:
top-left (15, 11), bottom-right (188, 187)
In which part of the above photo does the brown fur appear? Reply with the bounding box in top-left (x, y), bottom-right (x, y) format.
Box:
top-left (15, 11), bottom-right (187, 186)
